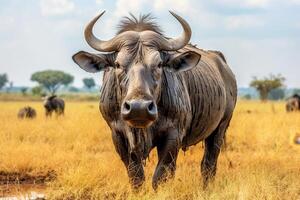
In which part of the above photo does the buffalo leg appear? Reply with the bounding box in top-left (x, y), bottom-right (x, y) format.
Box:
top-left (56, 109), bottom-right (64, 116)
top-left (111, 131), bottom-right (145, 189)
top-left (152, 129), bottom-right (180, 190)
top-left (45, 110), bottom-right (52, 117)
top-left (127, 153), bottom-right (145, 189)
top-left (201, 118), bottom-right (231, 188)
top-left (58, 107), bottom-right (64, 116)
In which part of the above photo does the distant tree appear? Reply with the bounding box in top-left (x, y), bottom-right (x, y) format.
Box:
top-left (250, 74), bottom-right (285, 101)
top-left (20, 87), bottom-right (27, 96)
top-left (7, 81), bottom-right (13, 93)
top-left (31, 70), bottom-right (74, 94)
top-left (243, 94), bottom-right (252, 100)
top-left (0, 74), bottom-right (8, 91)
top-left (293, 88), bottom-right (300, 95)
top-left (83, 78), bottom-right (96, 90)
top-left (31, 86), bottom-right (43, 96)
top-left (268, 88), bottom-right (285, 100)
top-left (68, 86), bottom-right (80, 92)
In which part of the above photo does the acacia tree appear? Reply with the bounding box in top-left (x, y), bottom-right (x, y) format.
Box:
top-left (31, 86), bottom-right (43, 96)
top-left (0, 74), bottom-right (8, 91)
top-left (31, 70), bottom-right (74, 94)
top-left (83, 78), bottom-right (95, 90)
top-left (268, 88), bottom-right (285, 100)
top-left (250, 74), bottom-right (285, 101)
top-left (20, 87), bottom-right (27, 96)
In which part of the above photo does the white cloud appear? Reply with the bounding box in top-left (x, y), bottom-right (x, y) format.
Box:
top-left (244, 0), bottom-right (270, 7)
top-left (111, 0), bottom-right (194, 19)
top-left (217, 0), bottom-right (271, 8)
top-left (153, 0), bottom-right (192, 14)
top-left (40, 0), bottom-right (75, 16)
top-left (95, 0), bottom-right (104, 5)
top-left (288, 0), bottom-right (300, 4)
top-left (92, 0), bottom-right (152, 37)
top-left (224, 15), bottom-right (265, 29)
top-left (114, 0), bottom-right (148, 16)
top-left (200, 37), bottom-right (300, 87)
top-left (1, 0), bottom-right (299, 88)
top-left (0, 15), bottom-right (15, 31)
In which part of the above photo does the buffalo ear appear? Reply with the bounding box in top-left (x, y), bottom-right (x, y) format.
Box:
top-left (72, 51), bottom-right (110, 73)
top-left (166, 51), bottom-right (201, 72)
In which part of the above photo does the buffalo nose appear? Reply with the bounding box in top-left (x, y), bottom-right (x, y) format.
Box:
top-left (121, 100), bottom-right (157, 121)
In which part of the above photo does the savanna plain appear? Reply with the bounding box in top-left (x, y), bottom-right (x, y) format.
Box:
top-left (0, 100), bottom-right (299, 200)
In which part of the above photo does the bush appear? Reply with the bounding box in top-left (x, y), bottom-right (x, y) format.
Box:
top-left (31, 86), bottom-right (44, 96)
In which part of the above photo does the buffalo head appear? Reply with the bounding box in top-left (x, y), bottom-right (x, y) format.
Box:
top-left (73, 11), bottom-right (201, 128)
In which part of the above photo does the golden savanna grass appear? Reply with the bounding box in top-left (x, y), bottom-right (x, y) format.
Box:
top-left (0, 100), bottom-right (299, 199)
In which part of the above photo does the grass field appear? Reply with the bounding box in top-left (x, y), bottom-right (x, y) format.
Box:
top-left (0, 100), bottom-right (299, 199)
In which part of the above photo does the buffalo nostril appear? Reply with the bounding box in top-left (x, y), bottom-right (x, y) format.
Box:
top-left (148, 102), bottom-right (154, 112)
top-left (124, 101), bottom-right (131, 112)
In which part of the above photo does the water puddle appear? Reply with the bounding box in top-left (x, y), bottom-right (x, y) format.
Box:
top-left (0, 184), bottom-right (46, 200)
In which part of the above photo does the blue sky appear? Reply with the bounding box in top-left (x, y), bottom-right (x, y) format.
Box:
top-left (0, 0), bottom-right (299, 87)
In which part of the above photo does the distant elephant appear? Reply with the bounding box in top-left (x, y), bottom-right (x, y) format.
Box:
top-left (18, 106), bottom-right (37, 119)
top-left (286, 94), bottom-right (300, 112)
top-left (44, 95), bottom-right (65, 117)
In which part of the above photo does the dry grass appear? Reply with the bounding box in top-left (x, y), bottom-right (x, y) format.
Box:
top-left (0, 100), bottom-right (299, 199)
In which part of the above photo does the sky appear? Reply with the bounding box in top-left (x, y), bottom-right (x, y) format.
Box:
top-left (0, 0), bottom-right (299, 88)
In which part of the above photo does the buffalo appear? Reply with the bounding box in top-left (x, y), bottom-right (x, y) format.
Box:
top-left (294, 133), bottom-right (300, 145)
top-left (286, 94), bottom-right (300, 112)
top-left (44, 95), bottom-right (65, 117)
top-left (73, 11), bottom-right (237, 189)
top-left (18, 106), bottom-right (36, 119)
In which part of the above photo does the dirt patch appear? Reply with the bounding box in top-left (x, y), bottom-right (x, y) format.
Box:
top-left (0, 171), bottom-right (55, 199)
top-left (0, 171), bottom-right (56, 185)
top-left (0, 183), bottom-right (46, 199)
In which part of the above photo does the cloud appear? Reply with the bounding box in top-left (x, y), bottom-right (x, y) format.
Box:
top-left (224, 14), bottom-right (265, 29)
top-left (110, 0), bottom-right (195, 19)
top-left (1, 0), bottom-right (299, 88)
top-left (216, 0), bottom-right (270, 8)
top-left (91, 0), bottom-right (152, 37)
top-left (95, 0), bottom-right (104, 5)
top-left (289, 0), bottom-right (300, 4)
top-left (40, 0), bottom-right (75, 16)
top-left (218, 0), bottom-right (300, 7)
top-left (244, 0), bottom-right (270, 7)
top-left (114, 0), bottom-right (148, 16)
top-left (0, 15), bottom-right (15, 32)
top-left (153, 0), bottom-right (193, 14)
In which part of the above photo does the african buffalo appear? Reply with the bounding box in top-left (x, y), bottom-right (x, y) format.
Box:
top-left (73, 11), bottom-right (237, 189)
top-left (18, 106), bottom-right (36, 119)
top-left (294, 133), bottom-right (300, 145)
top-left (44, 95), bottom-right (65, 117)
top-left (286, 94), bottom-right (300, 112)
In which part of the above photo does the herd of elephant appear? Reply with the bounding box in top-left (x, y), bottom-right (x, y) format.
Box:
top-left (17, 95), bottom-right (65, 119)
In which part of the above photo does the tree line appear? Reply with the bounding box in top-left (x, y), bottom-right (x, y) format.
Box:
top-left (0, 70), bottom-right (96, 95)
top-left (0, 71), bottom-right (294, 101)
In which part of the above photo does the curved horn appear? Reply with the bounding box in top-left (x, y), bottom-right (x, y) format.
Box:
top-left (159, 11), bottom-right (192, 51)
top-left (84, 11), bottom-right (119, 52)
